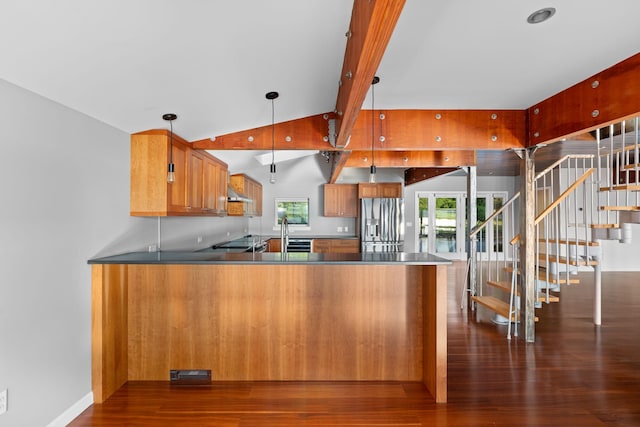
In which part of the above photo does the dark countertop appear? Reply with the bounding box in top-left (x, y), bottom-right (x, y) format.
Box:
top-left (264, 235), bottom-right (358, 240)
top-left (88, 251), bottom-right (450, 265)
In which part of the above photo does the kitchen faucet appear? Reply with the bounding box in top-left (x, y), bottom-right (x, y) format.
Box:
top-left (280, 215), bottom-right (289, 255)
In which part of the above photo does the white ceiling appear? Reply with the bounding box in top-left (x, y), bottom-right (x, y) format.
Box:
top-left (1, 1), bottom-right (639, 143)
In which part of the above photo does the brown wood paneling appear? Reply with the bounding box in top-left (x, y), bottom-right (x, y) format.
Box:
top-left (529, 52), bottom-right (640, 145)
top-left (126, 264), bottom-right (425, 382)
top-left (423, 264), bottom-right (447, 403)
top-left (91, 264), bottom-right (128, 403)
top-left (404, 167), bottom-right (459, 186)
top-left (345, 150), bottom-right (476, 168)
top-left (351, 109), bottom-right (526, 151)
top-left (191, 114), bottom-right (332, 150)
top-left (192, 109), bottom-right (525, 152)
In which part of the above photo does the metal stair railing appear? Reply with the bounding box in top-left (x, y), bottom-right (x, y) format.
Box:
top-left (596, 116), bottom-right (640, 230)
top-left (468, 154), bottom-right (597, 339)
top-left (534, 156), bottom-right (597, 305)
top-left (466, 192), bottom-right (520, 310)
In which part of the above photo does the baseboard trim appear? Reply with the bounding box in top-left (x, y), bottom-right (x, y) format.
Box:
top-left (46, 391), bottom-right (93, 427)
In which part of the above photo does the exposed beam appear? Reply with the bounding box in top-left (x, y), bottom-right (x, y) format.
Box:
top-left (528, 52), bottom-right (640, 146)
top-left (352, 110), bottom-right (525, 151)
top-left (344, 150), bottom-right (476, 168)
top-left (193, 109), bottom-right (525, 151)
top-left (404, 168), bottom-right (460, 186)
top-left (192, 114), bottom-right (332, 150)
top-left (329, 151), bottom-right (352, 184)
top-left (333, 0), bottom-right (406, 148)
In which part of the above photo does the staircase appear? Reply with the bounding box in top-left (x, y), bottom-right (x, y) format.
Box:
top-left (466, 116), bottom-right (640, 339)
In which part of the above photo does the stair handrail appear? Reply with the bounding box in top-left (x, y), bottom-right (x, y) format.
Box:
top-left (470, 192), bottom-right (521, 238)
top-left (510, 167), bottom-right (596, 244)
top-left (534, 168), bottom-right (595, 226)
top-left (534, 154), bottom-right (594, 180)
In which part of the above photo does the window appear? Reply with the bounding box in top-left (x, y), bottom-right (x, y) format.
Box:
top-left (275, 198), bottom-right (310, 227)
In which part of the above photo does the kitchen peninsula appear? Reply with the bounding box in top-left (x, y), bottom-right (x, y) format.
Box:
top-left (89, 251), bottom-right (449, 405)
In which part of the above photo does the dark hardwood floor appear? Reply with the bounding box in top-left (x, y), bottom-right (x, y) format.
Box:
top-left (70, 264), bottom-right (640, 426)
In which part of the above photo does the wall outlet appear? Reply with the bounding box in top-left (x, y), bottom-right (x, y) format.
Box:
top-left (0, 388), bottom-right (7, 415)
top-left (337, 226), bottom-right (343, 232)
top-left (197, 235), bottom-right (203, 243)
top-left (344, 226), bottom-right (348, 233)
top-left (148, 244), bottom-right (158, 252)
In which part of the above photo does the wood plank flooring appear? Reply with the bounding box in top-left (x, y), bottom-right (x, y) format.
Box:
top-left (70, 263), bottom-right (640, 426)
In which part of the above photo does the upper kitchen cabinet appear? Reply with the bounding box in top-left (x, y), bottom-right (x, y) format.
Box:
top-left (227, 173), bottom-right (262, 217)
top-left (324, 184), bottom-right (358, 217)
top-left (130, 130), bottom-right (228, 216)
top-left (358, 183), bottom-right (403, 198)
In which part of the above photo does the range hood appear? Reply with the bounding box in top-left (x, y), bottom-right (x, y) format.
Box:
top-left (227, 185), bottom-right (251, 202)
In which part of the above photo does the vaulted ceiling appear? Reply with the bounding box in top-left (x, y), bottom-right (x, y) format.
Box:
top-left (1, 1), bottom-right (640, 178)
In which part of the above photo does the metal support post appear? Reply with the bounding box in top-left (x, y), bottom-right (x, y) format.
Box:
top-left (466, 166), bottom-right (478, 308)
top-left (517, 147), bottom-right (538, 343)
top-left (594, 254), bottom-right (602, 326)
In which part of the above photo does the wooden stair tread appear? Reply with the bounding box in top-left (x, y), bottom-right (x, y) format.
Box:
top-left (599, 184), bottom-right (640, 192)
top-left (538, 253), bottom-right (599, 266)
top-left (540, 238), bottom-right (600, 247)
top-left (471, 295), bottom-right (538, 322)
top-left (590, 223), bottom-right (619, 229)
top-left (504, 267), bottom-right (580, 284)
top-left (486, 280), bottom-right (560, 303)
top-left (600, 205), bottom-right (640, 211)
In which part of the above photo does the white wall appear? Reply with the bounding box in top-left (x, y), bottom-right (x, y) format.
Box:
top-left (0, 79), bottom-right (248, 427)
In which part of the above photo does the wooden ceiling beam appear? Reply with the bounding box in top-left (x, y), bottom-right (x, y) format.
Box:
top-left (333, 0), bottom-right (406, 149)
top-left (350, 110), bottom-right (525, 151)
top-left (192, 109), bottom-right (525, 151)
top-left (528, 52), bottom-right (640, 146)
top-left (192, 114), bottom-right (332, 150)
top-left (404, 168), bottom-right (460, 186)
top-left (344, 150), bottom-right (476, 168)
top-left (328, 151), bottom-right (352, 184)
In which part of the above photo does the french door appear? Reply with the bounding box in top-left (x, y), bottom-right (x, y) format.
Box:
top-left (416, 192), bottom-right (507, 260)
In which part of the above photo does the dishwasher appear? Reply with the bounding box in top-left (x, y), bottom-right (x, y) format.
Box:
top-left (286, 238), bottom-right (312, 252)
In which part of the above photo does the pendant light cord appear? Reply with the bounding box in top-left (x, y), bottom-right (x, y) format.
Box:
top-left (371, 82), bottom-right (375, 167)
top-left (271, 97), bottom-right (275, 164)
top-left (169, 118), bottom-right (173, 164)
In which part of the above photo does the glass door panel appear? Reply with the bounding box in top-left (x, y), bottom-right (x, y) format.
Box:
top-left (435, 197), bottom-right (457, 254)
top-left (418, 196), bottom-right (429, 252)
top-left (492, 196), bottom-right (504, 253)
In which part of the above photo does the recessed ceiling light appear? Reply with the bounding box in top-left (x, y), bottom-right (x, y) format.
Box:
top-left (527, 7), bottom-right (556, 24)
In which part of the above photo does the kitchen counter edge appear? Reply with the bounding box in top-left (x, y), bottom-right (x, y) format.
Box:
top-left (88, 251), bottom-right (451, 265)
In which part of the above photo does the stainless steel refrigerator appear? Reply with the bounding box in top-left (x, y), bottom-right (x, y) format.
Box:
top-left (360, 198), bottom-right (405, 252)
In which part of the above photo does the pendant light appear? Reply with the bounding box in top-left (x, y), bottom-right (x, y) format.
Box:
top-left (163, 113), bottom-right (177, 183)
top-left (369, 76), bottom-right (380, 183)
top-left (266, 91), bottom-right (279, 184)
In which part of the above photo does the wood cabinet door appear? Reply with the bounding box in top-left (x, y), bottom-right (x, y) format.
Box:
top-left (324, 184), bottom-right (357, 217)
top-left (358, 183), bottom-right (403, 198)
top-left (323, 185), bottom-right (342, 216)
top-left (202, 157), bottom-right (218, 212)
top-left (340, 185), bottom-right (358, 216)
top-left (187, 151), bottom-right (204, 212)
top-left (167, 142), bottom-right (189, 213)
top-left (358, 183), bottom-right (379, 198)
top-left (312, 240), bottom-right (331, 253)
top-left (379, 183), bottom-right (403, 197)
top-left (267, 238), bottom-right (281, 252)
top-left (228, 174), bottom-right (262, 217)
top-left (331, 239), bottom-right (360, 253)
top-left (217, 167), bottom-right (228, 213)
